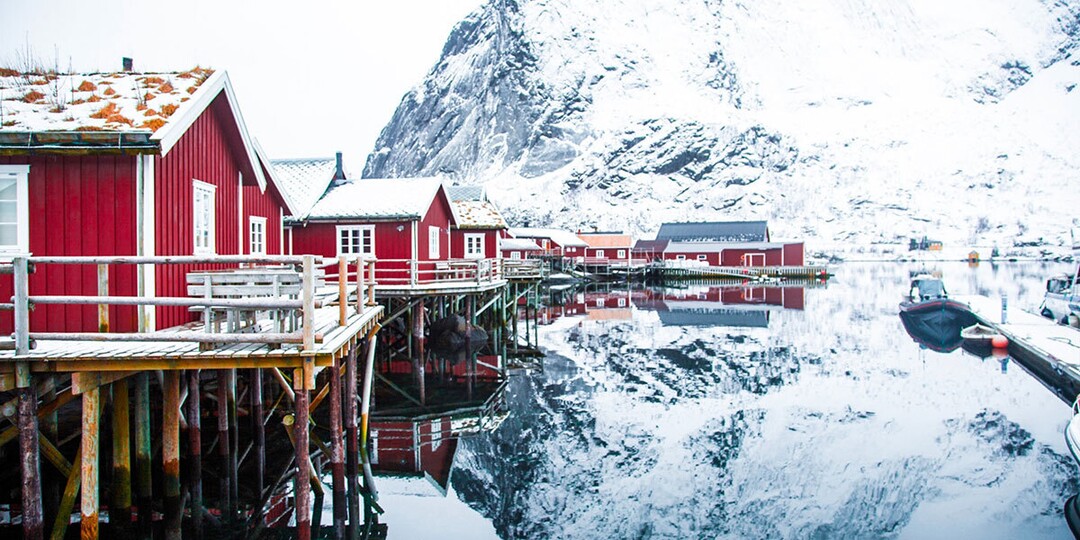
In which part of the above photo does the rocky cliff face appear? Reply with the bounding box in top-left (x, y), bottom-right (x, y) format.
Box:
top-left (364, 0), bottom-right (1080, 252)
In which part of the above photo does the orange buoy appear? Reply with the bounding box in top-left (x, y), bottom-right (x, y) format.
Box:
top-left (991, 335), bottom-right (1009, 349)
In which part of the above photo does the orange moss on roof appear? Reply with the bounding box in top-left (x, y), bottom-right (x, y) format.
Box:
top-left (89, 102), bottom-right (119, 119)
top-left (140, 118), bottom-right (166, 131)
top-left (74, 125), bottom-right (105, 131)
top-left (0, 67), bottom-right (18, 77)
top-left (22, 90), bottom-right (44, 103)
top-left (77, 80), bottom-right (97, 92)
top-left (160, 103), bottom-right (179, 117)
top-left (143, 108), bottom-right (158, 116)
top-left (86, 94), bottom-right (102, 103)
top-left (103, 86), bottom-right (116, 96)
top-left (105, 113), bottom-right (133, 126)
top-left (143, 92), bottom-right (155, 102)
top-left (141, 76), bottom-right (165, 85)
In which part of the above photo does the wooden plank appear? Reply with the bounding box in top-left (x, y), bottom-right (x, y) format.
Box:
top-left (71, 372), bottom-right (135, 395)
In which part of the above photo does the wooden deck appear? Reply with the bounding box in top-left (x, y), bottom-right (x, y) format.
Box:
top-left (0, 303), bottom-right (382, 381)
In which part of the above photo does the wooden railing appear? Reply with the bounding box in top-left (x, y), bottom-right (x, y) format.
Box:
top-left (365, 258), bottom-right (504, 287)
top-left (2, 254), bottom-right (377, 353)
top-left (503, 259), bottom-right (544, 280)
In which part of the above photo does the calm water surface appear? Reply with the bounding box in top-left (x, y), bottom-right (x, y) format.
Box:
top-left (381, 262), bottom-right (1080, 539)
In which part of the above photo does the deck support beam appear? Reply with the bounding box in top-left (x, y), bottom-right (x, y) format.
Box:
top-left (162, 371), bottom-right (181, 540)
top-left (188, 370), bottom-right (204, 540)
top-left (111, 379), bottom-right (132, 532)
top-left (344, 344), bottom-right (360, 539)
top-left (330, 353), bottom-right (347, 538)
top-left (216, 369), bottom-right (233, 523)
top-left (133, 373), bottom-right (152, 539)
top-left (80, 386), bottom-right (100, 540)
top-left (294, 374), bottom-right (312, 540)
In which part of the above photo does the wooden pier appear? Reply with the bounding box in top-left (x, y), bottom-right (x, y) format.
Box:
top-left (958, 294), bottom-right (1080, 403)
top-left (651, 264), bottom-right (831, 280)
top-left (0, 254), bottom-right (386, 539)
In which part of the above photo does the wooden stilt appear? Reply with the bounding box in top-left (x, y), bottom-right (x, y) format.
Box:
top-left (294, 384), bottom-right (312, 540)
top-left (133, 372), bottom-right (152, 539)
top-left (252, 368), bottom-right (266, 501)
top-left (216, 369), bottom-right (232, 522)
top-left (80, 387), bottom-right (100, 540)
top-left (41, 376), bottom-right (60, 536)
top-left (414, 300), bottom-right (426, 406)
top-left (188, 370), bottom-right (204, 540)
top-left (330, 353), bottom-right (346, 539)
top-left (227, 368), bottom-right (239, 515)
top-left (111, 380), bottom-right (132, 531)
top-left (163, 371), bottom-right (182, 540)
top-left (344, 345), bottom-right (360, 539)
top-left (18, 366), bottom-right (45, 540)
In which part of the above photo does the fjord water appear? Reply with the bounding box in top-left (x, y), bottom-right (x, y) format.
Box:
top-left (385, 262), bottom-right (1079, 539)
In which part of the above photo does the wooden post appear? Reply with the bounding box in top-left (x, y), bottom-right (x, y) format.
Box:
top-left (251, 368), bottom-right (266, 502)
top-left (227, 369), bottom-right (239, 513)
top-left (302, 255), bottom-right (315, 351)
top-left (294, 379), bottom-right (312, 540)
top-left (81, 387), bottom-right (100, 540)
top-left (216, 369), bottom-right (232, 522)
top-left (339, 256), bottom-right (348, 326)
top-left (14, 256), bottom-right (43, 540)
top-left (354, 257), bottom-right (363, 315)
top-left (162, 371), bottom-right (181, 540)
top-left (329, 353), bottom-right (346, 539)
top-left (187, 370), bottom-right (204, 540)
top-left (344, 345), bottom-right (360, 539)
top-left (366, 260), bottom-right (376, 306)
top-left (415, 300), bottom-right (426, 406)
top-left (111, 380), bottom-right (132, 531)
top-left (97, 264), bottom-right (109, 333)
top-left (133, 373), bottom-right (152, 539)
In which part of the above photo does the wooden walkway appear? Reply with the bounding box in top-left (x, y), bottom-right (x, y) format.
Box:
top-left (654, 264), bottom-right (831, 280)
top-left (958, 294), bottom-right (1080, 401)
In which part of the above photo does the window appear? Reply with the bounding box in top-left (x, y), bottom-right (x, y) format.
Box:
top-left (465, 233), bottom-right (485, 259)
top-left (617, 298), bottom-right (626, 307)
top-left (676, 255), bottom-right (686, 261)
top-left (596, 249), bottom-right (605, 259)
top-left (193, 180), bottom-right (216, 254)
top-left (510, 251), bottom-right (521, 260)
top-left (429, 226), bottom-right (440, 259)
top-left (337, 225), bottom-right (374, 257)
top-left (617, 250), bottom-right (626, 259)
top-left (249, 216), bottom-right (267, 255)
top-left (0, 165), bottom-right (29, 254)
top-left (743, 253), bottom-right (765, 266)
top-left (697, 254), bottom-right (707, 261)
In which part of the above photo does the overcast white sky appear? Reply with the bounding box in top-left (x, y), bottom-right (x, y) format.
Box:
top-left (2, 0), bottom-right (484, 171)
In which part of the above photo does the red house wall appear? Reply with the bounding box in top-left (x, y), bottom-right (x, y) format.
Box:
top-left (154, 97), bottom-right (249, 329)
top-left (783, 243), bottom-right (804, 266)
top-left (0, 155), bottom-right (139, 333)
top-left (663, 252), bottom-right (720, 265)
top-left (418, 191), bottom-right (453, 261)
top-left (450, 228), bottom-right (501, 259)
top-left (242, 183), bottom-right (283, 255)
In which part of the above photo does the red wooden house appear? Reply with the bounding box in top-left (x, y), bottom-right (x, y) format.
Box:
top-left (500, 237), bottom-right (543, 260)
top-left (655, 221), bottom-right (804, 266)
top-left (445, 186), bottom-right (507, 261)
top-left (577, 232), bottom-right (634, 267)
top-left (0, 67), bottom-right (292, 333)
top-left (370, 416), bottom-right (458, 496)
top-left (507, 228), bottom-right (587, 261)
top-left (287, 177), bottom-right (457, 285)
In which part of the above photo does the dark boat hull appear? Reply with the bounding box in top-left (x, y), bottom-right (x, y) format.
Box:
top-left (898, 300), bottom-right (976, 353)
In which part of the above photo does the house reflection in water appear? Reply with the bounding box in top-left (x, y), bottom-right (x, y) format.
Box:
top-left (634, 284), bottom-right (805, 327)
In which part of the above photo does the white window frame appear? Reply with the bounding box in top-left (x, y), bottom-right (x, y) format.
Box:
top-left (697, 254), bottom-right (708, 261)
top-left (596, 249), bottom-right (605, 259)
top-left (676, 255), bottom-right (686, 261)
top-left (426, 226), bottom-right (440, 259)
top-left (510, 251), bottom-right (521, 260)
top-left (617, 250), bottom-right (626, 259)
top-left (0, 165), bottom-right (29, 255)
top-left (464, 233), bottom-right (485, 259)
top-left (337, 225), bottom-right (375, 258)
top-left (743, 253), bottom-right (765, 266)
top-left (192, 179), bottom-right (217, 255)
top-left (249, 216), bottom-right (267, 255)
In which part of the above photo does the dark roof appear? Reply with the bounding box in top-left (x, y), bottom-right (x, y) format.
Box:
top-left (634, 239), bottom-right (669, 252)
top-left (445, 185), bottom-right (485, 202)
top-left (656, 221), bottom-right (769, 242)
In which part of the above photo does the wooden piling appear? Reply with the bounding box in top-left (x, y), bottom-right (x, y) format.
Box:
top-left (330, 353), bottom-right (347, 539)
top-left (294, 384), bottom-right (312, 540)
top-left (252, 368), bottom-right (266, 501)
top-left (163, 371), bottom-right (182, 540)
top-left (111, 379), bottom-right (132, 531)
top-left (344, 345), bottom-right (360, 539)
top-left (188, 369), bottom-right (204, 540)
top-left (19, 373), bottom-right (45, 540)
top-left (216, 369), bottom-right (233, 522)
top-left (227, 368), bottom-right (239, 515)
top-left (133, 372), bottom-right (152, 538)
top-left (81, 387), bottom-right (100, 540)
top-left (49, 447), bottom-right (81, 540)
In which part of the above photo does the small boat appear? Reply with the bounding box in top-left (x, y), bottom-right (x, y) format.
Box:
top-left (899, 274), bottom-right (972, 327)
top-left (960, 323), bottom-right (999, 343)
top-left (1040, 228), bottom-right (1080, 328)
top-left (1065, 398), bottom-right (1080, 469)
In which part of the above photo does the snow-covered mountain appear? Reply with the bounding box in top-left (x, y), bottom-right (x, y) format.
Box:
top-left (363, 0), bottom-right (1080, 253)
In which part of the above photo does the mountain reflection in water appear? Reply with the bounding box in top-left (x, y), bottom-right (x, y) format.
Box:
top-left (387, 263), bottom-right (1080, 540)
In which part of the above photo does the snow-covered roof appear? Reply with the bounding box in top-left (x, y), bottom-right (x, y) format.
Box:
top-left (0, 67), bottom-right (268, 190)
top-left (0, 67), bottom-right (212, 134)
top-left (509, 228), bottom-right (588, 247)
top-left (501, 237), bottom-right (542, 251)
top-left (445, 185), bottom-right (485, 201)
top-left (578, 233), bottom-right (633, 248)
top-left (269, 157), bottom-right (337, 220)
top-left (305, 177), bottom-right (445, 221)
top-left (664, 241), bottom-right (791, 253)
top-left (656, 221), bottom-right (770, 242)
top-left (451, 200), bottom-right (507, 229)
top-left (634, 239), bottom-right (669, 252)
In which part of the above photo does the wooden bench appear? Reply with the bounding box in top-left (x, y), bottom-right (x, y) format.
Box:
top-left (186, 266), bottom-right (325, 348)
